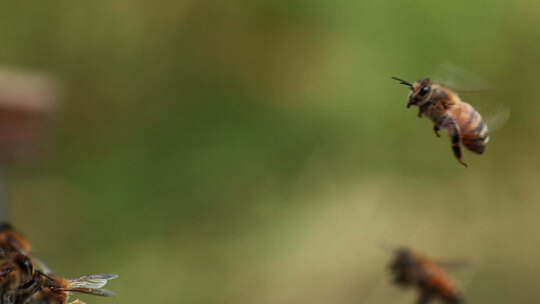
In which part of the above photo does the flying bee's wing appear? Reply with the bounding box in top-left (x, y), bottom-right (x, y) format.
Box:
top-left (377, 241), bottom-right (403, 253)
top-left (379, 242), bottom-right (471, 271)
top-left (483, 106), bottom-right (510, 133)
top-left (67, 273), bottom-right (118, 289)
top-left (63, 273), bottom-right (118, 296)
top-left (64, 287), bottom-right (116, 297)
top-left (432, 62), bottom-right (492, 93)
top-left (432, 260), bottom-right (472, 270)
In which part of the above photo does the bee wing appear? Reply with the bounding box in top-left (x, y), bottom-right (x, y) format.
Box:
top-left (64, 287), bottom-right (116, 297)
top-left (432, 62), bottom-right (492, 93)
top-left (483, 106), bottom-right (510, 132)
top-left (67, 273), bottom-right (118, 289)
top-left (379, 242), bottom-right (471, 270)
top-left (433, 260), bottom-right (472, 270)
top-left (378, 241), bottom-right (403, 252)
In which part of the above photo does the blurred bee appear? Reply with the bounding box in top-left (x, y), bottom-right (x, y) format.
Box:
top-left (388, 247), bottom-right (464, 304)
top-left (392, 76), bottom-right (489, 167)
top-left (0, 223), bottom-right (117, 304)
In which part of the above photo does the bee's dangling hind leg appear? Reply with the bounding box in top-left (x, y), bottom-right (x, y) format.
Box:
top-left (448, 122), bottom-right (468, 168)
top-left (452, 145), bottom-right (468, 168)
top-left (451, 137), bottom-right (468, 168)
top-left (433, 125), bottom-right (440, 137)
top-left (416, 293), bottom-right (433, 304)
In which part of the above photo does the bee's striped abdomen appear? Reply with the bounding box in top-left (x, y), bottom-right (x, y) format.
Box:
top-left (458, 104), bottom-right (489, 154)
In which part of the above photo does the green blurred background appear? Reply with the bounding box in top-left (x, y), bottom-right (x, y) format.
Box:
top-left (3, 0), bottom-right (540, 303)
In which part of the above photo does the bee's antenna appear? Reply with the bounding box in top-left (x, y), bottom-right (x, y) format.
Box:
top-left (391, 77), bottom-right (413, 88)
top-left (37, 270), bottom-right (55, 282)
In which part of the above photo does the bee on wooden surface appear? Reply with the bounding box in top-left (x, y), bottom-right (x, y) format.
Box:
top-left (0, 223), bottom-right (117, 304)
top-left (388, 247), bottom-right (464, 304)
top-left (392, 76), bottom-right (490, 167)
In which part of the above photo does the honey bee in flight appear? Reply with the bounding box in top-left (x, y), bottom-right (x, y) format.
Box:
top-left (388, 247), bottom-right (464, 304)
top-left (392, 77), bottom-right (489, 167)
top-left (0, 223), bottom-right (118, 304)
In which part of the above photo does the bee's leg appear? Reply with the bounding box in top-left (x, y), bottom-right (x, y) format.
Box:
top-left (416, 293), bottom-right (433, 304)
top-left (447, 123), bottom-right (468, 168)
top-left (447, 297), bottom-right (464, 304)
top-left (433, 125), bottom-right (440, 137)
top-left (418, 102), bottom-right (432, 118)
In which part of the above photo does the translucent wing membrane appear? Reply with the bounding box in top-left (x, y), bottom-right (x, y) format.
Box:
top-left (431, 62), bottom-right (492, 93)
top-left (378, 241), bottom-right (403, 252)
top-left (432, 260), bottom-right (472, 270)
top-left (67, 273), bottom-right (118, 290)
top-left (484, 106), bottom-right (510, 132)
top-left (380, 243), bottom-right (470, 271)
top-left (65, 287), bottom-right (117, 297)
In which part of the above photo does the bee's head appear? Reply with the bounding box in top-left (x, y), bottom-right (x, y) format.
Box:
top-left (388, 247), bottom-right (416, 286)
top-left (392, 77), bottom-right (433, 108)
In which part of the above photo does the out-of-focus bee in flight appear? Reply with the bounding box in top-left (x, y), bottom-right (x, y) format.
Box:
top-left (0, 223), bottom-right (117, 304)
top-left (391, 76), bottom-right (494, 167)
top-left (387, 246), bottom-right (464, 304)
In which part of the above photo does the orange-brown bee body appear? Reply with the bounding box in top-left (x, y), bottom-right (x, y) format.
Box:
top-left (0, 223), bottom-right (37, 301)
top-left (0, 223), bottom-right (117, 304)
top-left (393, 77), bottom-right (489, 167)
top-left (0, 223), bottom-right (31, 254)
top-left (389, 247), bottom-right (463, 304)
top-left (23, 273), bottom-right (71, 304)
